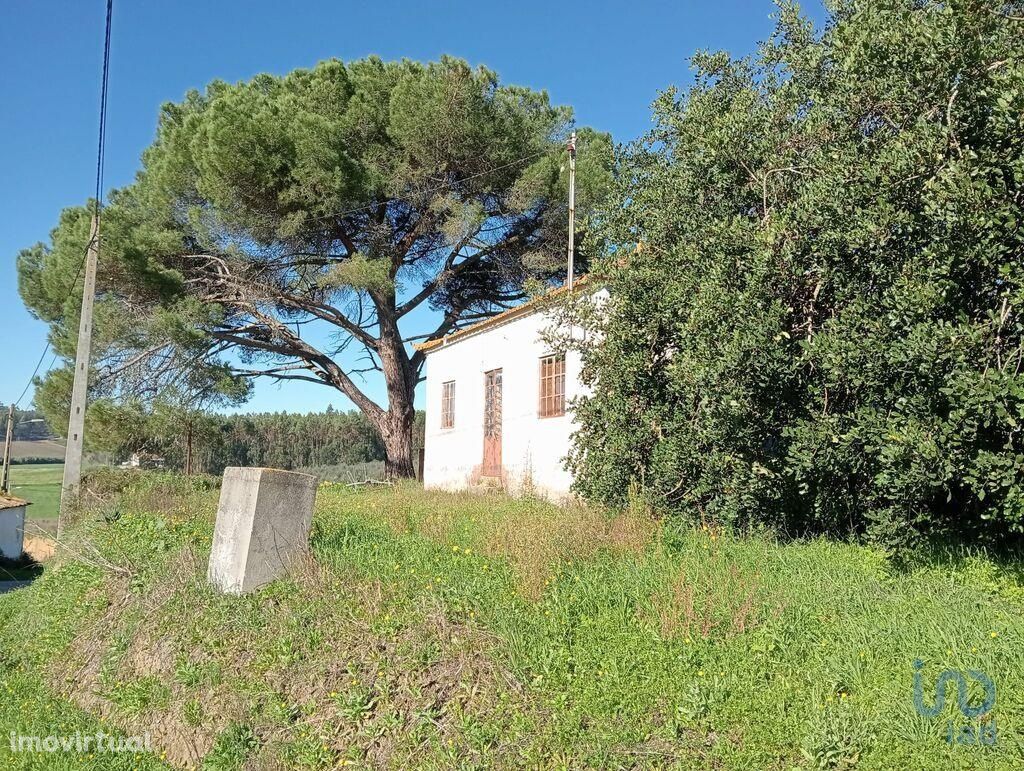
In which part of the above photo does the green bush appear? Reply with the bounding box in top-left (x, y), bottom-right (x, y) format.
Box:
top-left (569, 1), bottom-right (1024, 548)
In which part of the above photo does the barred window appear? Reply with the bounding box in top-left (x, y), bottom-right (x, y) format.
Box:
top-left (441, 380), bottom-right (455, 429)
top-left (538, 353), bottom-right (565, 418)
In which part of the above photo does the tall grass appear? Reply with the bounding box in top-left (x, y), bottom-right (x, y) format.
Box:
top-left (0, 476), bottom-right (1021, 769)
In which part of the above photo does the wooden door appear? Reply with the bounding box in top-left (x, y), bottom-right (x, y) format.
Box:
top-left (482, 368), bottom-right (502, 477)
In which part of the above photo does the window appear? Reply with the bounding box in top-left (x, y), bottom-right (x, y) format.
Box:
top-left (441, 381), bottom-right (455, 429)
top-left (538, 353), bottom-right (566, 417)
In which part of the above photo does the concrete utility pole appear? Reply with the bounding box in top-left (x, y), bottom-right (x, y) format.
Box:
top-left (567, 131), bottom-right (577, 291)
top-left (1, 405), bottom-right (13, 494)
top-left (59, 215), bottom-right (100, 531)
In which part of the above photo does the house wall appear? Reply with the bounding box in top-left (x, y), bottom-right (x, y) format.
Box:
top-left (422, 307), bottom-right (586, 499)
top-left (0, 505), bottom-right (26, 560)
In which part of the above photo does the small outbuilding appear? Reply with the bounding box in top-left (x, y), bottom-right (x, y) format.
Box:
top-left (0, 494), bottom-right (29, 560)
top-left (415, 281), bottom-right (602, 500)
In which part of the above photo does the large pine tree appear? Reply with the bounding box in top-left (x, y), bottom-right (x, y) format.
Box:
top-left (18, 56), bottom-right (612, 476)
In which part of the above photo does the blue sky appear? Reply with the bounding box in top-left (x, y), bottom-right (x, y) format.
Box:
top-left (1, 0), bottom-right (827, 415)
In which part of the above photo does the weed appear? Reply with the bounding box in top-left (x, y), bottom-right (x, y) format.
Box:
top-left (0, 479), bottom-right (1021, 769)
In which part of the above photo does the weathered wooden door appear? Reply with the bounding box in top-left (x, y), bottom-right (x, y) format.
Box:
top-left (482, 368), bottom-right (503, 477)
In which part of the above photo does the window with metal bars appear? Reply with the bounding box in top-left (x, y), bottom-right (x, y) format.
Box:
top-left (538, 353), bottom-right (565, 417)
top-left (441, 380), bottom-right (455, 429)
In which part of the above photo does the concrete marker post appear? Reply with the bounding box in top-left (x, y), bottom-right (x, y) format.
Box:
top-left (207, 467), bottom-right (319, 594)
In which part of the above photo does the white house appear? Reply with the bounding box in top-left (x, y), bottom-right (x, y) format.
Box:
top-left (0, 494), bottom-right (29, 560)
top-left (416, 283), bottom-right (597, 499)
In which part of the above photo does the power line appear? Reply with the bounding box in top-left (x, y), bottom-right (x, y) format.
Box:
top-left (9, 233), bottom-right (95, 409)
top-left (8, 149), bottom-right (548, 409)
top-left (9, 0), bottom-right (112, 409)
top-left (94, 0), bottom-right (113, 213)
top-left (60, 0), bottom-right (114, 524)
top-left (11, 344), bottom-right (52, 410)
top-left (9, 0), bottom-right (552, 407)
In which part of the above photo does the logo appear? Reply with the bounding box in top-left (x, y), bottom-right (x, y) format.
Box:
top-left (8, 731), bottom-right (152, 754)
top-left (912, 660), bottom-right (997, 746)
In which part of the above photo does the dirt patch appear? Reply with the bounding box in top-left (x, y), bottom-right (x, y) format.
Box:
top-left (51, 567), bottom-right (232, 768)
top-left (23, 535), bottom-right (56, 562)
top-left (9, 439), bottom-right (65, 460)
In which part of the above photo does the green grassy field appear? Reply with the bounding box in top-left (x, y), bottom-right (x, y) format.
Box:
top-left (0, 472), bottom-right (1021, 769)
top-left (6, 463), bottom-right (64, 521)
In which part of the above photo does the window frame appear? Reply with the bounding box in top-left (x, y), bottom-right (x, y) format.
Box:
top-left (440, 380), bottom-right (456, 429)
top-left (537, 352), bottom-right (566, 418)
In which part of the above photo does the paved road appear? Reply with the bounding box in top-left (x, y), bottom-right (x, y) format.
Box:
top-left (0, 581), bottom-right (33, 594)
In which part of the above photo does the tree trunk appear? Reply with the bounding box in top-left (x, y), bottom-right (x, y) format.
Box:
top-left (381, 411), bottom-right (415, 479)
top-left (185, 423), bottom-right (193, 476)
top-left (373, 291), bottom-right (419, 479)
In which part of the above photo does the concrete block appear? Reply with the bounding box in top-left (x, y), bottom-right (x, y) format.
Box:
top-left (207, 467), bottom-right (318, 594)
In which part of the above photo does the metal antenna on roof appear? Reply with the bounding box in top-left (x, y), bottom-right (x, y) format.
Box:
top-left (566, 131), bottom-right (577, 292)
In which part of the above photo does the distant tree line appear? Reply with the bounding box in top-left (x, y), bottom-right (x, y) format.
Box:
top-left (79, 399), bottom-right (424, 476)
top-left (0, 405), bottom-right (56, 441)
top-left (205, 409), bottom-right (398, 473)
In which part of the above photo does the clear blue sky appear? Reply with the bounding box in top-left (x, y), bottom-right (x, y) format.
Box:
top-left (1, 0), bottom-right (827, 416)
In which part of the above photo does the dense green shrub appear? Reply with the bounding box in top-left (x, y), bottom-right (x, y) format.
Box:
top-left (570, 1), bottom-right (1024, 547)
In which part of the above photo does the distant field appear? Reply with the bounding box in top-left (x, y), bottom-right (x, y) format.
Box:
top-left (6, 462), bottom-right (63, 520)
top-left (9, 438), bottom-right (65, 460)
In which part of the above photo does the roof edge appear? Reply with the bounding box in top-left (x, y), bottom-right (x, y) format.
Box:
top-left (412, 275), bottom-right (592, 355)
top-left (0, 495), bottom-right (31, 511)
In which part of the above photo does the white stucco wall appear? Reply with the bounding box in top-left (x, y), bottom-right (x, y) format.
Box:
top-left (0, 505), bottom-right (26, 560)
top-left (421, 306), bottom-right (588, 500)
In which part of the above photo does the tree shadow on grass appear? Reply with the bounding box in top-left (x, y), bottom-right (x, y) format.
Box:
top-left (886, 538), bottom-right (1024, 595)
top-left (0, 553), bottom-right (45, 584)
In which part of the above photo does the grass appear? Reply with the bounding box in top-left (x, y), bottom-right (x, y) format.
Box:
top-left (295, 461), bottom-right (386, 483)
top-left (6, 463), bottom-right (64, 521)
top-left (0, 667), bottom-right (169, 770)
top-left (0, 472), bottom-right (1022, 769)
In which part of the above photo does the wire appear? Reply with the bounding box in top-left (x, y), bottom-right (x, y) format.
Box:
top-left (11, 344), bottom-right (52, 410)
top-left (9, 0), bottom-right (113, 409)
top-left (8, 0), bottom-right (551, 407)
top-left (94, 0), bottom-right (113, 215)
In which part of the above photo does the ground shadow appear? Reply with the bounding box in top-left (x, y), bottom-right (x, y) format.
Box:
top-left (0, 553), bottom-right (45, 586)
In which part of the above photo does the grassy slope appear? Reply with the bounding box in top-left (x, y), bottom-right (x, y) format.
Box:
top-left (1, 473), bottom-right (1022, 769)
top-left (0, 506), bottom-right (170, 770)
top-left (6, 463), bottom-right (64, 520)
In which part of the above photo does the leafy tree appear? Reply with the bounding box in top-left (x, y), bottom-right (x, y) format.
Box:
top-left (85, 392), bottom-right (222, 474)
top-left (570, 1), bottom-right (1024, 547)
top-left (18, 57), bottom-right (612, 476)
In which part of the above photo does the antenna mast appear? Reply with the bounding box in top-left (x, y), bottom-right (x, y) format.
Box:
top-left (567, 131), bottom-right (577, 291)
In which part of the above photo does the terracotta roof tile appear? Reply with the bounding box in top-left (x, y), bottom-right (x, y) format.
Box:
top-left (0, 495), bottom-right (30, 511)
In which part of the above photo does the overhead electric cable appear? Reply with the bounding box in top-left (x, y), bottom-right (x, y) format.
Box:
top-left (9, 0), bottom-right (113, 409)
